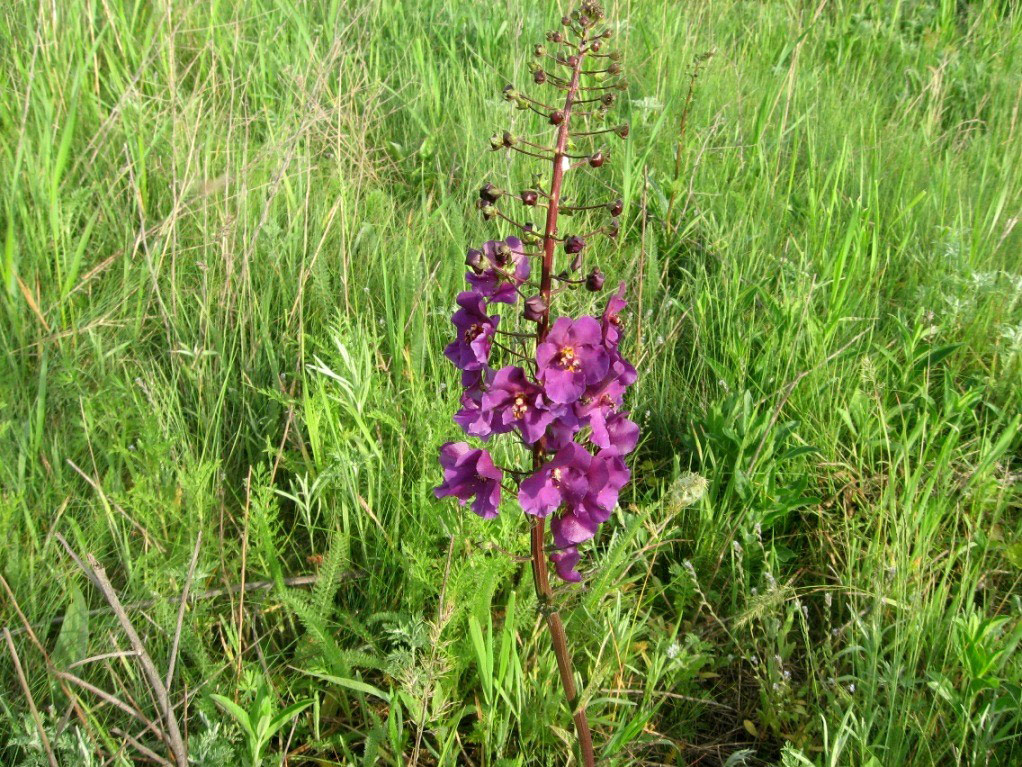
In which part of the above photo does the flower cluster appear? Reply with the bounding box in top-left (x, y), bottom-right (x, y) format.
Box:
top-left (436, 241), bottom-right (637, 581)
top-left (434, 0), bottom-right (634, 585)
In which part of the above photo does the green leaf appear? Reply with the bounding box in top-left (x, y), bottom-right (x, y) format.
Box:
top-left (52, 585), bottom-right (89, 669)
top-left (300, 669), bottom-right (391, 703)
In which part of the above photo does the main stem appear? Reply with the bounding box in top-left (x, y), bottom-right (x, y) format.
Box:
top-left (530, 39), bottom-right (597, 767)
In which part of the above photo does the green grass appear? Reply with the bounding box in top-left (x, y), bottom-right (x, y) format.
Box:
top-left (2, 0), bottom-right (1021, 764)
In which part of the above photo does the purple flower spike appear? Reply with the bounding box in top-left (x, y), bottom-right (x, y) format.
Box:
top-left (536, 316), bottom-right (610, 404)
top-left (466, 236), bottom-right (531, 304)
top-left (482, 366), bottom-right (558, 444)
top-left (434, 442), bottom-right (503, 519)
top-left (444, 291), bottom-right (499, 371)
top-left (550, 546), bottom-right (582, 582)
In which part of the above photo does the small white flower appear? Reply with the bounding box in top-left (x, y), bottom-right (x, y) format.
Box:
top-left (666, 642), bottom-right (681, 660)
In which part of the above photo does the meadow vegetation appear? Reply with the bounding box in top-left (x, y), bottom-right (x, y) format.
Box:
top-left (1, 0), bottom-right (1021, 764)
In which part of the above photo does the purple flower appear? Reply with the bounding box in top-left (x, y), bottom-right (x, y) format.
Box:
top-left (536, 316), bottom-right (610, 404)
top-left (444, 291), bottom-right (499, 371)
top-left (549, 449), bottom-right (629, 548)
top-left (601, 282), bottom-right (627, 348)
top-left (550, 546), bottom-right (581, 582)
top-left (481, 366), bottom-right (558, 444)
top-left (434, 442), bottom-right (503, 519)
top-left (466, 237), bottom-right (530, 304)
top-left (591, 412), bottom-right (639, 454)
top-left (453, 369), bottom-right (496, 438)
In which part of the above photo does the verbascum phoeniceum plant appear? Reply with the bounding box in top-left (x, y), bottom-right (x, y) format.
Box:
top-left (434, 3), bottom-right (633, 763)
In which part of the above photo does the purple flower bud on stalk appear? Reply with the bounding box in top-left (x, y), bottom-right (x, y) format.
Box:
top-left (589, 151), bottom-right (605, 168)
top-left (479, 183), bottom-right (503, 203)
top-left (534, 70), bottom-right (547, 84)
top-left (564, 235), bottom-right (586, 254)
top-left (520, 189), bottom-right (539, 206)
top-left (586, 267), bottom-right (605, 291)
top-left (608, 198), bottom-right (623, 216)
top-left (550, 110), bottom-right (565, 125)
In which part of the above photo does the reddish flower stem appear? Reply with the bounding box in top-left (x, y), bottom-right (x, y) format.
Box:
top-left (530, 37), bottom-right (597, 767)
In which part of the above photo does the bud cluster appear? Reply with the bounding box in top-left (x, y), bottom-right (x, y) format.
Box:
top-left (435, 1), bottom-right (635, 585)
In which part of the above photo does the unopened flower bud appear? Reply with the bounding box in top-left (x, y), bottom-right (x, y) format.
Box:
top-left (479, 183), bottom-right (502, 203)
top-left (615, 123), bottom-right (630, 138)
top-left (610, 49), bottom-right (622, 61)
top-left (564, 235), bottom-right (585, 254)
top-left (561, 15), bottom-right (571, 26)
top-left (549, 110), bottom-right (565, 125)
top-left (495, 243), bottom-right (512, 265)
top-left (589, 151), bottom-right (606, 168)
top-left (481, 205), bottom-right (496, 221)
top-left (608, 62), bottom-right (621, 74)
top-left (601, 92), bottom-right (616, 107)
top-left (490, 134), bottom-right (504, 151)
top-left (465, 248), bottom-right (485, 272)
top-left (502, 84), bottom-right (517, 101)
top-left (533, 69), bottom-right (546, 84)
top-left (609, 198), bottom-right (623, 216)
top-left (502, 131), bottom-right (516, 147)
top-left (602, 28), bottom-right (613, 39)
top-left (586, 267), bottom-right (606, 291)
top-left (606, 218), bottom-right (620, 238)
top-left (590, 41), bottom-right (602, 52)
top-left (534, 44), bottom-right (546, 57)
top-left (615, 80), bottom-right (629, 91)
top-left (520, 189), bottom-right (538, 206)
top-left (579, 14), bottom-right (590, 26)
top-left (550, 31), bottom-right (563, 43)
top-left (524, 295), bottom-right (547, 322)
top-left (567, 55), bottom-right (579, 67)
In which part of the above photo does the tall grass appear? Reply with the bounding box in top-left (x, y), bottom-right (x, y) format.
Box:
top-left (1, 1), bottom-right (1020, 765)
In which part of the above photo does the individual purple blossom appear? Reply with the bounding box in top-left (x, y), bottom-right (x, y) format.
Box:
top-left (444, 291), bottom-right (500, 371)
top-left (482, 366), bottom-right (559, 444)
top-left (466, 236), bottom-right (530, 304)
top-left (601, 282), bottom-right (627, 348)
top-left (453, 368), bottom-right (496, 438)
top-left (434, 442), bottom-right (503, 519)
top-left (591, 412), bottom-right (639, 454)
top-left (549, 449), bottom-right (629, 549)
top-left (550, 546), bottom-right (582, 582)
top-left (536, 316), bottom-right (610, 404)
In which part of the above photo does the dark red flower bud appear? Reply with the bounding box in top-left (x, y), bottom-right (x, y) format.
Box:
top-left (601, 92), bottom-right (616, 107)
top-left (550, 31), bottom-right (563, 43)
top-left (567, 55), bottom-right (579, 67)
top-left (606, 218), bottom-right (620, 238)
top-left (502, 131), bottom-right (516, 147)
top-left (589, 151), bottom-right (606, 168)
top-left (590, 40), bottom-right (602, 52)
top-left (479, 183), bottom-right (502, 203)
top-left (608, 62), bottom-right (621, 74)
top-left (586, 267), bottom-right (606, 291)
top-left (520, 189), bottom-right (538, 206)
top-left (524, 295), bottom-right (547, 322)
top-left (495, 243), bottom-right (512, 265)
top-left (561, 15), bottom-right (571, 26)
top-left (602, 28), bottom-right (613, 39)
top-left (579, 14), bottom-right (590, 27)
top-left (466, 248), bottom-right (485, 272)
top-left (564, 235), bottom-right (585, 254)
top-left (534, 44), bottom-right (546, 57)
top-left (533, 69), bottom-right (546, 84)
top-left (549, 110), bottom-right (565, 125)
top-left (615, 123), bottom-right (630, 138)
top-left (609, 198), bottom-right (623, 216)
